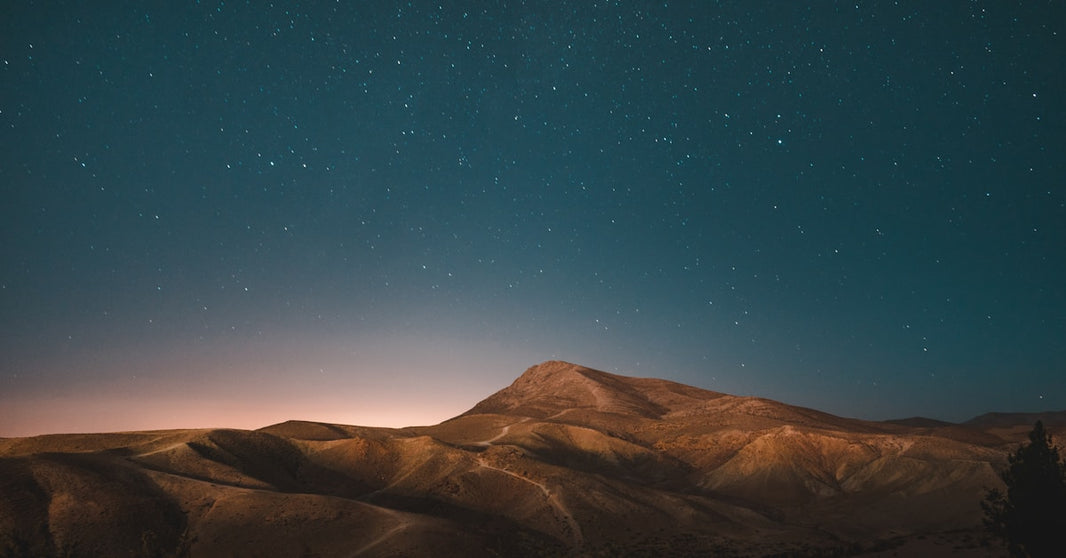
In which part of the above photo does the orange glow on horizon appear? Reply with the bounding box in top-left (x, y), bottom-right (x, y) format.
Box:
top-left (0, 338), bottom-right (537, 438)
top-left (0, 392), bottom-right (476, 438)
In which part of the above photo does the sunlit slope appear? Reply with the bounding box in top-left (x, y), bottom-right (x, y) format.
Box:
top-left (3, 360), bottom-right (1056, 556)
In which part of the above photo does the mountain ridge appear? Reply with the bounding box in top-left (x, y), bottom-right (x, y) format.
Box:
top-left (460, 360), bottom-right (726, 420)
top-left (3, 360), bottom-right (1062, 557)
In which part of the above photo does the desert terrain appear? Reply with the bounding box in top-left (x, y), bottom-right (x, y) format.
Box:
top-left (3, 360), bottom-right (1061, 557)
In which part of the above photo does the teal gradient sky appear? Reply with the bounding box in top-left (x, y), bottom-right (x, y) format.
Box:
top-left (3, 1), bottom-right (1064, 436)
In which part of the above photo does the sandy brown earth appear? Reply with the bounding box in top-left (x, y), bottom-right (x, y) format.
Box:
top-left (2, 360), bottom-right (1060, 557)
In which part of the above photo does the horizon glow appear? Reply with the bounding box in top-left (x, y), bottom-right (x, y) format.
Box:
top-left (3, 3), bottom-right (1064, 436)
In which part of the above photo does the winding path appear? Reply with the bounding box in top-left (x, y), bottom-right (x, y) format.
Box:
top-left (475, 425), bottom-right (511, 447)
top-left (134, 442), bottom-right (189, 458)
top-left (470, 418), bottom-right (583, 546)
top-left (474, 456), bottom-right (583, 546)
top-left (350, 507), bottom-right (410, 557)
top-left (474, 417), bottom-right (531, 447)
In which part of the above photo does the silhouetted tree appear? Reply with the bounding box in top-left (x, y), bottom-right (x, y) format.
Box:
top-left (982, 420), bottom-right (1066, 557)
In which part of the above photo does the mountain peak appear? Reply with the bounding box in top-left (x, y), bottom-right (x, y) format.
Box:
top-left (515, 360), bottom-right (593, 381)
top-left (461, 360), bottom-right (725, 420)
top-left (512, 360), bottom-right (624, 389)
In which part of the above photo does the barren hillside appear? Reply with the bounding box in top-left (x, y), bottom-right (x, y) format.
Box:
top-left (3, 361), bottom-right (1057, 557)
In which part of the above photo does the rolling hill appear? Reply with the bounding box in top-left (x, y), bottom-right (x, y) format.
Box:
top-left (3, 360), bottom-right (1059, 557)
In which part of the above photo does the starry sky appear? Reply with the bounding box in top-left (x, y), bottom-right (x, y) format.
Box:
top-left (2, 1), bottom-right (1064, 436)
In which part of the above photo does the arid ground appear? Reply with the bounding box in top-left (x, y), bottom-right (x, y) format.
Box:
top-left (3, 361), bottom-right (1062, 557)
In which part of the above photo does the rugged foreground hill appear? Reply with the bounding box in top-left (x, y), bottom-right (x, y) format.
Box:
top-left (2, 361), bottom-right (1062, 557)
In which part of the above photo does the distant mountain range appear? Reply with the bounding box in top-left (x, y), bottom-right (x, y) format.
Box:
top-left (2, 360), bottom-right (1061, 557)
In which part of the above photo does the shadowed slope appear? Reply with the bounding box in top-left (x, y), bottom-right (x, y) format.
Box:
top-left (0, 452), bottom-right (187, 557)
top-left (4, 360), bottom-right (1056, 556)
top-left (432, 361), bottom-right (1018, 551)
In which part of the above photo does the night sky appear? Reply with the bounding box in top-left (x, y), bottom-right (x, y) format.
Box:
top-left (3, 2), bottom-right (1064, 436)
